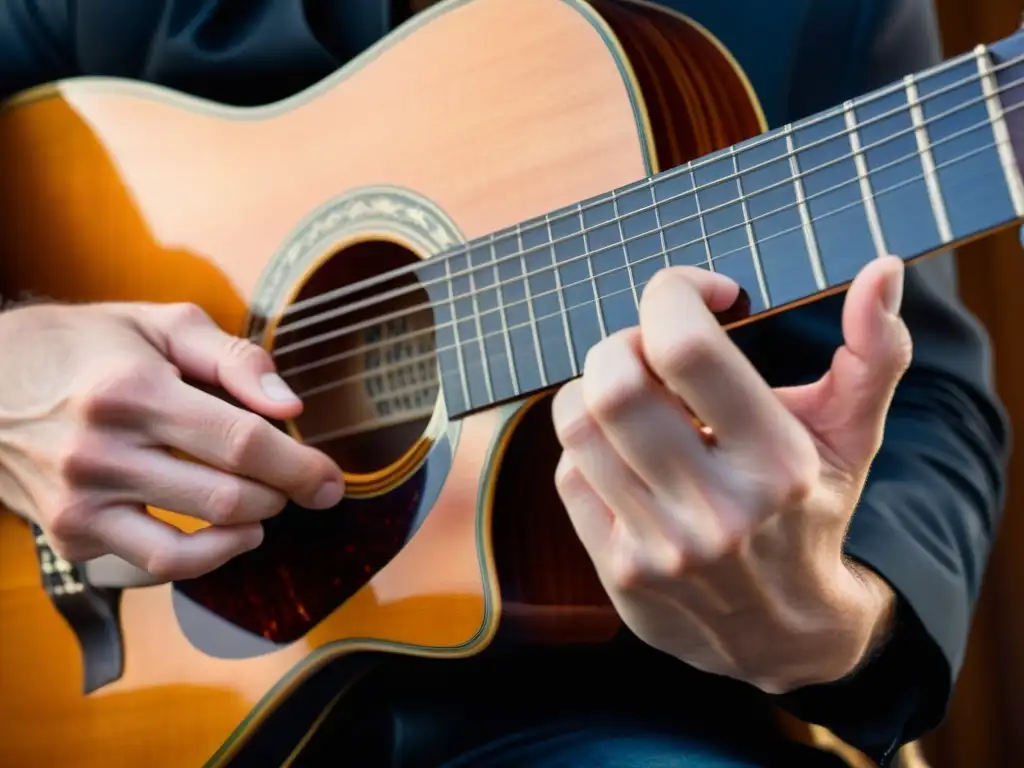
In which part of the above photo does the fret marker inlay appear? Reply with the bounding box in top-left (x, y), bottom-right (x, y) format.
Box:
top-left (843, 101), bottom-right (888, 258)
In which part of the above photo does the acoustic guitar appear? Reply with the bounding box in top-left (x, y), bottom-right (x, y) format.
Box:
top-left (0, 0), bottom-right (1015, 765)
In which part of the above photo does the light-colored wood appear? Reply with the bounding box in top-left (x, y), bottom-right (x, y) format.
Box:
top-left (0, 1), bottom-right (929, 767)
top-left (0, 0), bottom-right (652, 765)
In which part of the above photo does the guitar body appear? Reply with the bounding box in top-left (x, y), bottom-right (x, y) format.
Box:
top-left (0, 0), bottom-right (769, 766)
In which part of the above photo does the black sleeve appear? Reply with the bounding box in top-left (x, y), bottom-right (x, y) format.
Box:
top-left (0, 0), bottom-right (391, 105)
top-left (0, 1), bottom-right (1009, 764)
top-left (756, 0), bottom-right (1011, 763)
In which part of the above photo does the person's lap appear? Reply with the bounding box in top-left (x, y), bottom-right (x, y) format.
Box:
top-left (291, 651), bottom-right (850, 767)
top-left (435, 716), bottom-right (850, 768)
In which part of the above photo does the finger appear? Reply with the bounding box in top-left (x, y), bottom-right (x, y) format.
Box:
top-left (135, 303), bottom-right (303, 423)
top-left (827, 256), bottom-right (911, 460)
top-left (554, 452), bottom-right (614, 566)
top-left (778, 257), bottom-right (911, 470)
top-left (552, 379), bottom-right (700, 561)
top-left (112, 448), bottom-right (288, 526)
top-left (579, 328), bottom-right (718, 497)
top-left (149, 380), bottom-right (344, 509)
top-left (45, 530), bottom-right (108, 564)
top-left (638, 267), bottom-right (800, 451)
top-left (88, 503), bottom-right (263, 582)
top-left (554, 452), bottom-right (649, 587)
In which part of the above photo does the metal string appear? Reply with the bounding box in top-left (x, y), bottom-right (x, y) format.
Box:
top-left (268, 47), bottom-right (1023, 344)
top-left (295, 131), bottom-right (1015, 445)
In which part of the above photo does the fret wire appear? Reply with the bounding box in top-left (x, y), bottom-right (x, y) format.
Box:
top-left (785, 124), bottom-right (827, 290)
top-left (610, 189), bottom-right (641, 311)
top-left (277, 67), bottom-right (1024, 350)
top-left (844, 100), bottom-right (889, 258)
top-left (277, 49), bottom-right (1013, 331)
top-left (652, 184), bottom-right (671, 270)
top-left (467, 246), bottom-right (495, 404)
top-left (688, 163), bottom-right (715, 270)
top-left (305, 133), bottom-right (1018, 409)
top-left (904, 74), bottom-right (954, 243)
top-left (975, 44), bottom-right (1024, 217)
top-left (491, 240), bottom-right (520, 395)
top-left (730, 145), bottom-right (772, 308)
top-left (443, 255), bottom-right (472, 408)
top-left (290, 111), bottom-right (1015, 379)
top-left (544, 213), bottom-right (579, 377)
top-left (580, 202), bottom-right (608, 339)
top-left (516, 223), bottom-right (549, 387)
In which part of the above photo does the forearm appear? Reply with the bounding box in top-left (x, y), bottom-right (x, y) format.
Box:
top-left (734, 262), bottom-right (1008, 763)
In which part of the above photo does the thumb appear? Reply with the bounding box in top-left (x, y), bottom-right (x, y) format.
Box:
top-left (784, 257), bottom-right (912, 471)
top-left (136, 303), bottom-right (304, 422)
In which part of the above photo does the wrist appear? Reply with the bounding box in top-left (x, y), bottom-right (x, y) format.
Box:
top-left (807, 559), bottom-right (898, 687)
top-left (844, 559), bottom-right (899, 667)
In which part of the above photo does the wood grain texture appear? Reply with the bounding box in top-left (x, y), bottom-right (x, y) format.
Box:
top-left (0, 0), bottom-right (659, 765)
top-left (0, 1), bottom-right (916, 767)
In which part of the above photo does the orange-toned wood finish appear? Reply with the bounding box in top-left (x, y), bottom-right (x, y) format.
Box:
top-left (0, 1), bottom-right (879, 767)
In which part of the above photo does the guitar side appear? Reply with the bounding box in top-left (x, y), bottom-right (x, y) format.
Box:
top-left (0, 1), bottom-right (765, 766)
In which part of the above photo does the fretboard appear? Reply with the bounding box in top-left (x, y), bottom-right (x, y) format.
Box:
top-left (427, 39), bottom-right (1024, 420)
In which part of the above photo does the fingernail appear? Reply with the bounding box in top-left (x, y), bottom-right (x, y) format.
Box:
top-left (312, 481), bottom-right (344, 509)
top-left (882, 264), bottom-right (905, 315)
top-left (260, 373), bottom-right (299, 403)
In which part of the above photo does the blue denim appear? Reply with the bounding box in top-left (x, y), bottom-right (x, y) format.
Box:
top-left (435, 718), bottom-right (845, 768)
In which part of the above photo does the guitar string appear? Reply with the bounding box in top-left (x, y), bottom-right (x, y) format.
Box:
top-left (271, 46), bottom-right (1003, 327)
top-left (268, 59), bottom-right (1024, 358)
top-left (274, 92), bottom-right (1018, 378)
top-left (292, 135), bottom-right (1006, 400)
top-left (279, 105), bottom-right (1004, 382)
top-left (294, 133), bottom-right (1012, 446)
top-left (266, 48), bottom-right (1023, 339)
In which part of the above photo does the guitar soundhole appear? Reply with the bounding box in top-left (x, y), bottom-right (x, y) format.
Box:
top-left (271, 240), bottom-right (440, 496)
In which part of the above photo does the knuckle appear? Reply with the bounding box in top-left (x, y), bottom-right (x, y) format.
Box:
top-left (583, 350), bottom-right (649, 423)
top-left (608, 549), bottom-right (644, 592)
top-left (47, 498), bottom-right (91, 542)
top-left (655, 544), bottom-right (688, 580)
top-left (205, 480), bottom-right (245, 525)
top-left (639, 267), bottom-right (677, 312)
top-left (553, 456), bottom-right (583, 500)
top-left (76, 363), bottom-right (165, 425)
top-left (895, 323), bottom-right (914, 373)
top-left (645, 331), bottom-right (715, 383)
top-left (46, 535), bottom-right (93, 564)
top-left (145, 550), bottom-right (189, 582)
top-left (53, 432), bottom-right (108, 485)
top-left (744, 453), bottom-right (818, 516)
top-left (773, 460), bottom-right (817, 509)
top-left (551, 384), bottom-right (596, 449)
top-left (162, 302), bottom-right (211, 329)
top-left (224, 335), bottom-right (270, 367)
top-left (222, 413), bottom-right (265, 471)
top-left (702, 528), bottom-right (748, 564)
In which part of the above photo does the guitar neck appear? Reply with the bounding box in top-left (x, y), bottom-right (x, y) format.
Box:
top-left (433, 38), bottom-right (1024, 420)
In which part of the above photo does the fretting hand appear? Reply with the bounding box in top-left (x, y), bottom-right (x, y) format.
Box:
top-left (0, 302), bottom-right (344, 581)
top-left (552, 256), bottom-right (910, 692)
